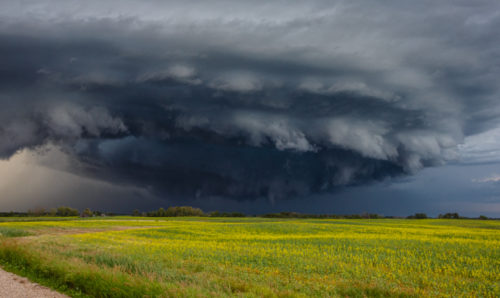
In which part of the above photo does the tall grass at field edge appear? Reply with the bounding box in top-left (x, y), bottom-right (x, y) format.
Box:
top-left (0, 227), bottom-right (32, 237)
top-left (0, 239), bottom-right (168, 298)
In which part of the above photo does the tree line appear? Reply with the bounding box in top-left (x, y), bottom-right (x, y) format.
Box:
top-left (0, 206), bottom-right (494, 219)
top-left (135, 208), bottom-right (494, 219)
top-left (0, 207), bottom-right (106, 217)
top-left (134, 206), bottom-right (245, 217)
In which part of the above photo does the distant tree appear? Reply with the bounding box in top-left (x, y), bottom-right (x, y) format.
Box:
top-left (209, 211), bottom-right (245, 217)
top-left (132, 209), bottom-right (141, 216)
top-left (147, 206), bottom-right (204, 217)
top-left (209, 211), bottom-right (221, 217)
top-left (56, 206), bottom-right (79, 217)
top-left (166, 206), bottom-right (204, 217)
top-left (438, 213), bottom-right (460, 219)
top-left (0, 211), bottom-right (28, 217)
top-left (479, 215), bottom-right (489, 220)
top-left (158, 207), bottom-right (166, 217)
top-left (82, 208), bottom-right (93, 217)
top-left (28, 207), bottom-right (46, 217)
top-left (263, 212), bottom-right (296, 218)
top-left (408, 213), bottom-right (428, 219)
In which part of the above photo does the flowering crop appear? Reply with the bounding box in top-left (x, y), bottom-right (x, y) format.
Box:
top-left (0, 218), bottom-right (498, 297)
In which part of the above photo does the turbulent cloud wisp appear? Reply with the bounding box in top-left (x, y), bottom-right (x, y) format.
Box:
top-left (1, 0), bottom-right (500, 201)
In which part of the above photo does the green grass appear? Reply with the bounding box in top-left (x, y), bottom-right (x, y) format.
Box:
top-left (0, 217), bottom-right (498, 297)
top-left (0, 226), bottom-right (32, 237)
top-left (0, 241), bottom-right (166, 297)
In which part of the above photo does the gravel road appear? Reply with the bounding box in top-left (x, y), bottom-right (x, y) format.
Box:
top-left (0, 267), bottom-right (68, 298)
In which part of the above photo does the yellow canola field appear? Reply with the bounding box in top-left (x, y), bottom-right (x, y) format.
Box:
top-left (0, 218), bottom-right (499, 297)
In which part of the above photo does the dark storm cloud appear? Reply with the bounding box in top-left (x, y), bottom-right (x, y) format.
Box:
top-left (1, 0), bottom-right (500, 201)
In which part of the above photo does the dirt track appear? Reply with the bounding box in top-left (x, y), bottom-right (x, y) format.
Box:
top-left (0, 267), bottom-right (68, 298)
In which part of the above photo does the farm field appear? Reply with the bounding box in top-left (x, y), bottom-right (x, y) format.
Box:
top-left (0, 217), bottom-right (498, 297)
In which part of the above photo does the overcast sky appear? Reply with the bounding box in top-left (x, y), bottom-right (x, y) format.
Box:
top-left (0, 0), bottom-right (499, 216)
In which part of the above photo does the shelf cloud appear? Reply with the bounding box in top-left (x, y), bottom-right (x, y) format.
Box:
top-left (1, 0), bottom-right (500, 204)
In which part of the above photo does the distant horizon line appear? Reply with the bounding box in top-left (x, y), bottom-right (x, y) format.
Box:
top-left (0, 207), bottom-right (498, 220)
